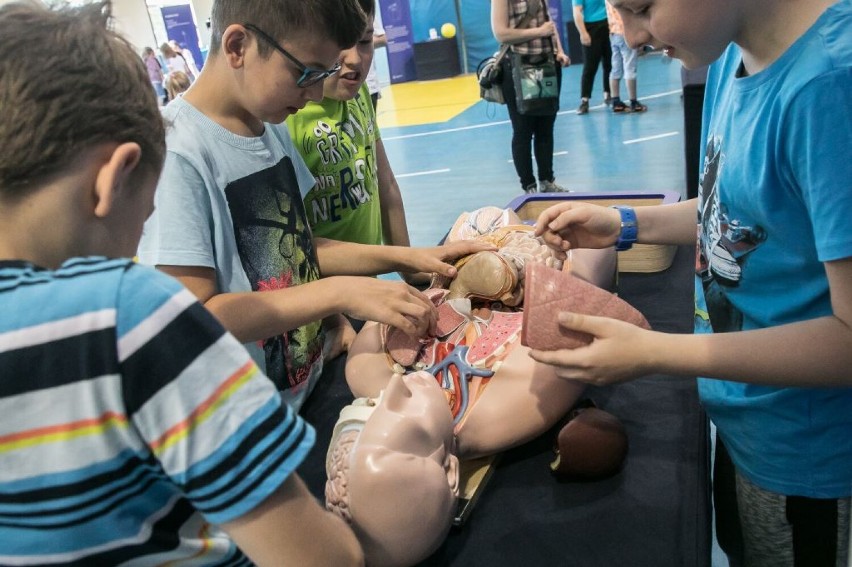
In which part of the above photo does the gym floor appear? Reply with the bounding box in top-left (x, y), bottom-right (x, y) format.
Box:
top-left (375, 52), bottom-right (687, 249)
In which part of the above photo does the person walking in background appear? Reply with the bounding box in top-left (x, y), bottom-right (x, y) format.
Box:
top-left (142, 46), bottom-right (165, 105)
top-left (491, 0), bottom-right (571, 194)
top-left (572, 0), bottom-right (611, 115)
top-left (605, 1), bottom-right (646, 113)
top-left (159, 42), bottom-right (193, 81)
top-left (169, 39), bottom-right (201, 78)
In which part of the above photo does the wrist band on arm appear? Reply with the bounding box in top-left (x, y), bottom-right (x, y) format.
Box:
top-left (611, 206), bottom-right (637, 251)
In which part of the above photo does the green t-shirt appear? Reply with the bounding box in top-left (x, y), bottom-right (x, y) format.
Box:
top-left (287, 84), bottom-right (383, 245)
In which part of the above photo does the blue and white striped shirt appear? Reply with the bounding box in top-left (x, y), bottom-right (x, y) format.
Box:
top-left (0, 257), bottom-right (314, 565)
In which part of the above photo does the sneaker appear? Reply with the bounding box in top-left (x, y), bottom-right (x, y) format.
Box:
top-left (523, 182), bottom-right (538, 194)
top-left (576, 100), bottom-right (589, 115)
top-left (629, 100), bottom-right (647, 112)
top-left (604, 92), bottom-right (612, 106)
top-left (539, 179), bottom-right (568, 193)
top-left (612, 98), bottom-right (627, 113)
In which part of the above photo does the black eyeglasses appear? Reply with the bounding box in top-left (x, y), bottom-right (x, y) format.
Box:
top-left (243, 23), bottom-right (341, 88)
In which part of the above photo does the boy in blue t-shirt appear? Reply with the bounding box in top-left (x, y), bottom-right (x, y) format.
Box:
top-left (532, 0), bottom-right (852, 564)
top-left (0, 2), bottom-right (363, 564)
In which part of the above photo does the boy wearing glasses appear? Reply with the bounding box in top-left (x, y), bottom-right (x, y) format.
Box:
top-left (137, 0), bottom-right (488, 410)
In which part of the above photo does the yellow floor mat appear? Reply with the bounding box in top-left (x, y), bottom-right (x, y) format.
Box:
top-left (376, 74), bottom-right (480, 129)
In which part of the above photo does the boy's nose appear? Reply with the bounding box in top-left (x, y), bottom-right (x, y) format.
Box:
top-left (623, 24), bottom-right (653, 51)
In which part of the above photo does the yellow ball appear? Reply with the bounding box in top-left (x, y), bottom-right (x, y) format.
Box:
top-left (440, 23), bottom-right (456, 39)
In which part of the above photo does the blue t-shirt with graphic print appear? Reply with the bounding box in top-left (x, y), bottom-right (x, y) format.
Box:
top-left (694, 0), bottom-right (852, 498)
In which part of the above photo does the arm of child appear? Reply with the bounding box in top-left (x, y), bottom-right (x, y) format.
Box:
top-left (159, 265), bottom-right (440, 341)
top-left (529, 257), bottom-right (852, 388)
top-left (313, 237), bottom-right (496, 278)
top-left (376, 139), bottom-right (411, 249)
top-left (534, 198), bottom-right (698, 255)
top-left (222, 475), bottom-right (364, 567)
top-left (374, 139), bottom-right (431, 285)
top-left (121, 269), bottom-right (364, 566)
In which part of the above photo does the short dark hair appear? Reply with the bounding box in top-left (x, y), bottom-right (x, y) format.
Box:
top-left (209, 0), bottom-right (367, 57)
top-left (358, 0), bottom-right (376, 18)
top-left (0, 1), bottom-right (165, 197)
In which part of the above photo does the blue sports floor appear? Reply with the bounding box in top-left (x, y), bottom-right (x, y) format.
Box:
top-left (377, 52), bottom-right (687, 249)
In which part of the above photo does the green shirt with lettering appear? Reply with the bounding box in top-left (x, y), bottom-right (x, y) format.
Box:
top-left (287, 84), bottom-right (383, 245)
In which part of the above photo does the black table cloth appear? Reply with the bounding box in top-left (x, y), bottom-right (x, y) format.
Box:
top-left (298, 244), bottom-right (711, 567)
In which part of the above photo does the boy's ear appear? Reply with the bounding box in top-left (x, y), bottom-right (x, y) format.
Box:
top-left (221, 24), bottom-right (250, 68)
top-left (93, 143), bottom-right (142, 219)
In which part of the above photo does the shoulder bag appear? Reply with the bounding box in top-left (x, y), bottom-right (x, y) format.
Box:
top-left (476, 0), bottom-right (543, 105)
top-left (509, 0), bottom-right (559, 115)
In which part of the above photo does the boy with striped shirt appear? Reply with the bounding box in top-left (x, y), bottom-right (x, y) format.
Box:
top-left (0, 2), bottom-right (362, 565)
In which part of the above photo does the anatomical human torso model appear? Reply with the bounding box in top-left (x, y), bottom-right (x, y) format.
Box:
top-left (327, 207), bottom-right (621, 566)
top-left (345, 207), bottom-right (615, 458)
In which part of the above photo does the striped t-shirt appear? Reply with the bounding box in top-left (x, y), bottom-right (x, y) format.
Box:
top-left (0, 257), bottom-right (314, 565)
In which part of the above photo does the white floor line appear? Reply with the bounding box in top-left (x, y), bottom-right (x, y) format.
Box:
top-left (383, 88), bottom-right (682, 141)
top-left (623, 131), bottom-right (680, 145)
top-left (395, 168), bottom-right (451, 178)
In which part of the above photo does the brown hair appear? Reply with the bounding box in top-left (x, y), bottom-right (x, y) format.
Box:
top-left (165, 71), bottom-right (191, 101)
top-left (358, 0), bottom-right (375, 18)
top-left (0, 1), bottom-right (165, 196)
top-left (159, 42), bottom-right (177, 59)
top-left (209, 0), bottom-right (367, 57)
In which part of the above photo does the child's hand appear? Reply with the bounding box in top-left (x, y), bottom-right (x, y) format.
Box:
top-left (405, 240), bottom-right (498, 279)
top-left (338, 277), bottom-right (437, 338)
top-left (534, 202), bottom-right (621, 253)
top-left (528, 312), bottom-right (658, 385)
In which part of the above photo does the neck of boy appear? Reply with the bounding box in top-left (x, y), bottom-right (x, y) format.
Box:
top-left (182, 67), bottom-right (266, 137)
top-left (737, 0), bottom-right (836, 75)
top-left (0, 181), bottom-right (86, 270)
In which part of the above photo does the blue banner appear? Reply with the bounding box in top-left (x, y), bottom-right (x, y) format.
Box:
top-left (548, 0), bottom-right (567, 56)
top-left (380, 0), bottom-right (416, 83)
top-left (161, 4), bottom-right (204, 70)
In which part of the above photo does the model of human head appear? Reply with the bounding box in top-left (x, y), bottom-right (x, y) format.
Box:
top-left (325, 371), bottom-right (459, 567)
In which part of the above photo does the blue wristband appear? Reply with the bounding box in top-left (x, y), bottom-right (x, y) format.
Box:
top-left (612, 206), bottom-right (637, 251)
